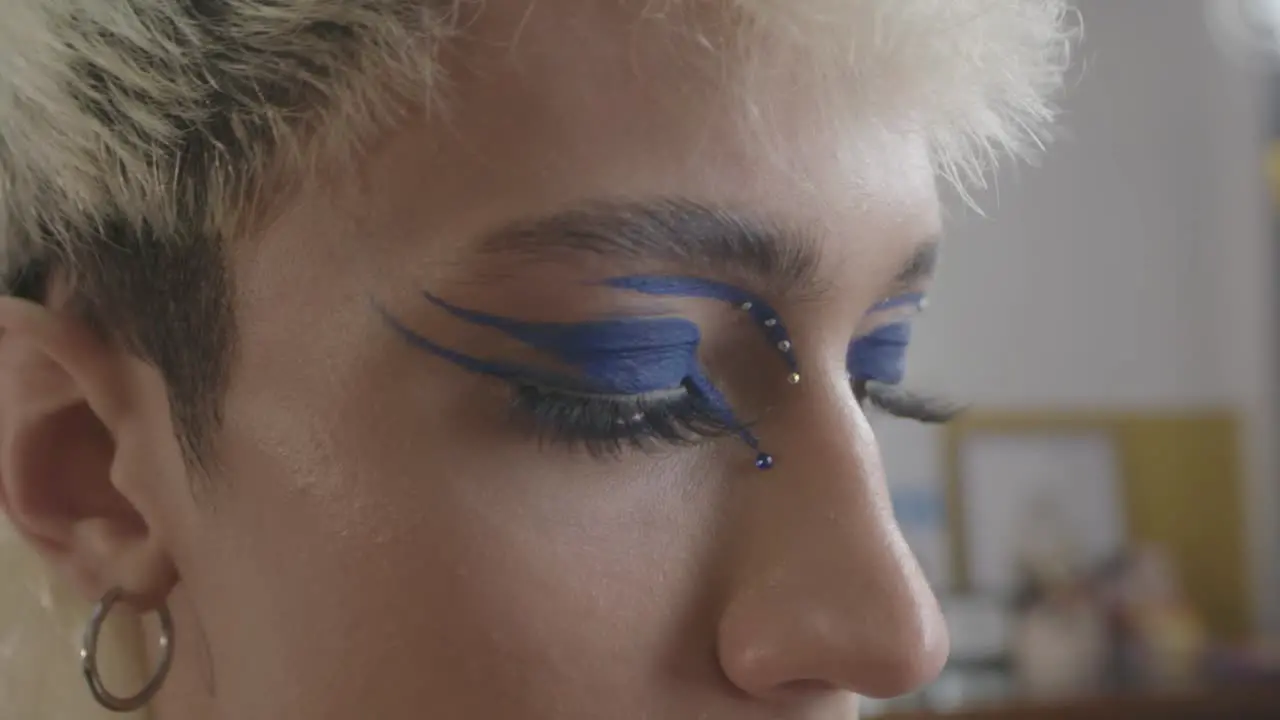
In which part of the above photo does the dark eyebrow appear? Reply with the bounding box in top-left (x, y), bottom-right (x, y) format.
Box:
top-left (475, 198), bottom-right (827, 300)
top-left (892, 240), bottom-right (941, 292)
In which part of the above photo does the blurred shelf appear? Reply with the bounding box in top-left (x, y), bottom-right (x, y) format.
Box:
top-left (878, 684), bottom-right (1280, 720)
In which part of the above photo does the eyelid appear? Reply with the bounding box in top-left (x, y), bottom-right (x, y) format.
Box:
top-left (856, 291), bottom-right (926, 338)
top-left (390, 294), bottom-right (710, 395)
top-left (867, 294), bottom-right (927, 332)
top-left (847, 321), bottom-right (912, 385)
top-left (870, 291), bottom-right (926, 313)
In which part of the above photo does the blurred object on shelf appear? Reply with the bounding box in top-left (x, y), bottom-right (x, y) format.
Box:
top-left (865, 541), bottom-right (1274, 720)
top-left (1204, 638), bottom-right (1280, 683)
top-left (879, 409), bottom-right (1264, 720)
top-left (1008, 528), bottom-right (1108, 699)
top-left (944, 595), bottom-right (1013, 664)
top-left (1095, 545), bottom-right (1208, 689)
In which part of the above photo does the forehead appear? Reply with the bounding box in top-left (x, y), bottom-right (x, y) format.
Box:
top-left (243, 2), bottom-right (939, 294)
top-left (441, 2), bottom-right (937, 197)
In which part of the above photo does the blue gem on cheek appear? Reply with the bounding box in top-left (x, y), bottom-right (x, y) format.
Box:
top-left (755, 452), bottom-right (775, 470)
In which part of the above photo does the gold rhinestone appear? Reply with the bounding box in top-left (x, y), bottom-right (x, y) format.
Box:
top-left (787, 372), bottom-right (802, 385)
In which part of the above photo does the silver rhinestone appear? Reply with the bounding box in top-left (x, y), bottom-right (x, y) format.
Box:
top-left (740, 301), bottom-right (754, 311)
top-left (631, 413), bottom-right (644, 422)
top-left (777, 340), bottom-right (792, 352)
top-left (763, 318), bottom-right (778, 328)
top-left (787, 372), bottom-right (802, 385)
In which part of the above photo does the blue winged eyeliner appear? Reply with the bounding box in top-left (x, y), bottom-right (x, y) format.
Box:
top-left (378, 290), bottom-right (773, 468)
top-left (378, 281), bottom-right (931, 470)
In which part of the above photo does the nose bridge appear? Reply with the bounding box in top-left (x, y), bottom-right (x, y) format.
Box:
top-left (757, 371), bottom-right (893, 541)
top-left (715, 379), bottom-right (948, 699)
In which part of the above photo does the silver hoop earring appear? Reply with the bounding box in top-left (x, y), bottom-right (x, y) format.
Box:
top-left (81, 587), bottom-right (175, 712)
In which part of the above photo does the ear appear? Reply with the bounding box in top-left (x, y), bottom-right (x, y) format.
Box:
top-left (0, 294), bottom-right (182, 610)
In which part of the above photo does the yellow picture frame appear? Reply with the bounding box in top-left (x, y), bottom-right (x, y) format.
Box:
top-left (944, 410), bottom-right (1253, 639)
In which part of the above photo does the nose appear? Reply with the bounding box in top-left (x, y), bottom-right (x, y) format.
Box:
top-left (715, 386), bottom-right (949, 700)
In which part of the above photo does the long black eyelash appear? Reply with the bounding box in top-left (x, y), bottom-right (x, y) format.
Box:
top-left (856, 379), bottom-right (965, 424)
top-left (510, 381), bottom-right (742, 457)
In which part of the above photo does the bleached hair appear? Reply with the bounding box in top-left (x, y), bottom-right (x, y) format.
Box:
top-left (0, 0), bottom-right (1074, 280)
top-left (0, 0), bottom-right (1075, 453)
top-left (0, 1), bottom-right (1075, 718)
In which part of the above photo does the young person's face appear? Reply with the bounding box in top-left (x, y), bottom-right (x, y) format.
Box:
top-left (138, 5), bottom-right (945, 719)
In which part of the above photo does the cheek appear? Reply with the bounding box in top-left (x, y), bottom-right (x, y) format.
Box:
top-left (190, 334), bottom-right (729, 711)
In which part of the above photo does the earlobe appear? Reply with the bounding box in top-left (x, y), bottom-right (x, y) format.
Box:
top-left (0, 295), bottom-right (179, 610)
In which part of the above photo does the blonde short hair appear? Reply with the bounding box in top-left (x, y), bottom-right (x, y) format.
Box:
top-left (0, 0), bottom-right (1073, 277)
top-left (0, 1), bottom-right (1076, 717)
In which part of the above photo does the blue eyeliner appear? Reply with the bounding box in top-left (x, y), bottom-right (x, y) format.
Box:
top-left (382, 278), bottom-right (923, 470)
top-left (852, 290), bottom-right (925, 383)
top-left (605, 274), bottom-right (808, 469)
top-left (870, 291), bottom-right (926, 313)
top-left (420, 290), bottom-right (702, 395)
top-left (379, 294), bottom-right (772, 468)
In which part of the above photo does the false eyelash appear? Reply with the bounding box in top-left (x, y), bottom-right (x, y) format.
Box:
top-left (856, 379), bottom-right (965, 424)
top-left (509, 380), bottom-right (742, 457)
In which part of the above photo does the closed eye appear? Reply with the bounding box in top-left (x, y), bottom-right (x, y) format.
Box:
top-left (858, 380), bottom-right (964, 424)
top-left (848, 321), bottom-right (912, 385)
top-left (847, 319), bottom-right (962, 424)
top-left (510, 379), bottom-right (743, 456)
top-left (377, 296), bottom-right (762, 458)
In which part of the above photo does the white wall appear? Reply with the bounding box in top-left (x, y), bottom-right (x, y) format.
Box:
top-left (881, 0), bottom-right (1279, 635)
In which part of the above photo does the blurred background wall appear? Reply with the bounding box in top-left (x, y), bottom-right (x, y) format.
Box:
top-left (877, 0), bottom-right (1279, 639)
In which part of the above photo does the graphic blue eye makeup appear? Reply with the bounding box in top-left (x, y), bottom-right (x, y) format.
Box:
top-left (850, 295), bottom-right (961, 424)
top-left (847, 321), bottom-right (911, 385)
top-left (848, 291), bottom-right (927, 385)
top-left (418, 290), bottom-right (702, 395)
top-left (378, 292), bottom-right (775, 468)
top-left (604, 275), bottom-right (800, 382)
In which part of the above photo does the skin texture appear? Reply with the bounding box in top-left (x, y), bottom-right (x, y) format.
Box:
top-left (0, 3), bottom-right (949, 719)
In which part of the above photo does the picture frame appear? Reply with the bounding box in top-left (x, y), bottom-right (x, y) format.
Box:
top-left (944, 417), bottom-right (1126, 596)
top-left (940, 410), bottom-right (1251, 640)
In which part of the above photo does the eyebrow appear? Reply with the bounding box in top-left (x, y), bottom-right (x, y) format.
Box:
top-left (475, 198), bottom-right (819, 298)
top-left (475, 197), bottom-right (940, 303)
top-left (892, 241), bottom-right (940, 290)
